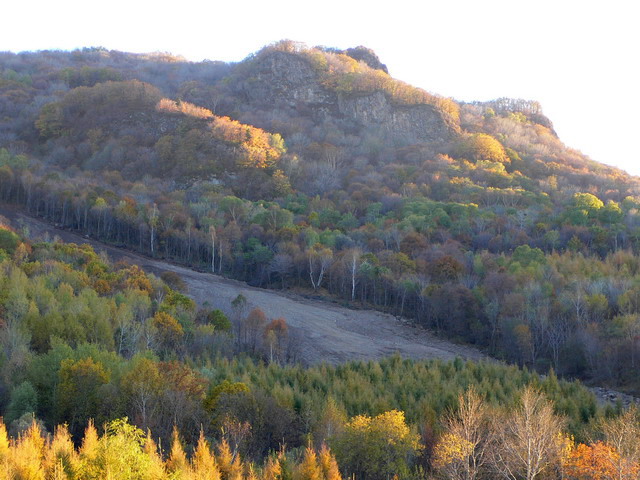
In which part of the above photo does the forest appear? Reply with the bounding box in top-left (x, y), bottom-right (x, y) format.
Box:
top-left (1, 223), bottom-right (639, 479)
top-left (3, 40), bottom-right (640, 477)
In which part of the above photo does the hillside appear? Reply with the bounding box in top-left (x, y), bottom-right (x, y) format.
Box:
top-left (2, 41), bottom-right (640, 393)
top-left (1, 205), bottom-right (488, 366)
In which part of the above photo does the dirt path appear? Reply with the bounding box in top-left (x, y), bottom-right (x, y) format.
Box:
top-left (1, 207), bottom-right (487, 365)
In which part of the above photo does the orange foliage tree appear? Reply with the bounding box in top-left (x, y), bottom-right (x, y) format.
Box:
top-left (564, 441), bottom-right (622, 480)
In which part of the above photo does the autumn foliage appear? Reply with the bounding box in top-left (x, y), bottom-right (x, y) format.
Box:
top-left (0, 417), bottom-right (343, 480)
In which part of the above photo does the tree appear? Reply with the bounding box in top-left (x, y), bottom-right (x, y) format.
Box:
top-left (0, 227), bottom-right (20, 254)
top-left (44, 423), bottom-right (77, 479)
top-left (5, 381), bottom-right (38, 425)
top-left (192, 430), bottom-right (221, 480)
top-left (166, 426), bottom-right (189, 477)
top-left (8, 419), bottom-right (46, 480)
top-left (216, 438), bottom-right (243, 480)
top-left (263, 317), bottom-right (288, 363)
top-left (456, 134), bottom-right (509, 164)
top-left (269, 253), bottom-right (294, 289)
top-left (121, 357), bottom-right (163, 431)
top-left (148, 203), bottom-right (159, 255)
top-left (346, 248), bottom-right (362, 301)
top-left (56, 357), bottom-right (110, 437)
top-left (332, 410), bottom-right (422, 480)
top-left (565, 441), bottom-right (622, 480)
top-left (318, 443), bottom-right (342, 480)
top-left (294, 446), bottom-right (322, 480)
top-left (207, 309), bottom-right (232, 332)
top-left (490, 387), bottom-right (564, 480)
top-left (433, 388), bottom-right (491, 480)
top-left (78, 420), bottom-right (100, 477)
top-left (599, 407), bottom-right (640, 479)
top-left (313, 397), bottom-right (346, 447)
top-left (151, 311), bottom-right (184, 354)
top-left (210, 225), bottom-right (217, 273)
top-left (0, 418), bottom-right (8, 463)
top-left (242, 308), bottom-right (267, 354)
top-left (98, 419), bottom-right (157, 480)
top-left (308, 244), bottom-right (333, 291)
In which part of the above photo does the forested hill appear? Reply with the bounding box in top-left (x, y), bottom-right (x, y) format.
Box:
top-left (2, 41), bottom-right (640, 391)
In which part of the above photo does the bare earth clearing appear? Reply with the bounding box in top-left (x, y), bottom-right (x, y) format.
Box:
top-left (0, 206), bottom-right (487, 365)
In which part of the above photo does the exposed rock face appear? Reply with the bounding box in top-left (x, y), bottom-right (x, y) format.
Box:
top-left (243, 52), bottom-right (331, 106)
top-left (338, 91), bottom-right (452, 144)
top-left (242, 51), bottom-right (454, 146)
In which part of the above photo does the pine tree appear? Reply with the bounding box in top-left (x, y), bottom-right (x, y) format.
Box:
top-left (0, 418), bottom-right (12, 479)
top-left (262, 455), bottom-right (282, 480)
top-left (0, 419), bottom-right (9, 461)
top-left (144, 432), bottom-right (167, 480)
top-left (294, 446), bottom-right (322, 480)
top-left (11, 419), bottom-right (46, 480)
top-left (192, 430), bottom-right (220, 480)
top-left (167, 426), bottom-right (190, 478)
top-left (78, 419), bottom-right (100, 480)
top-left (44, 424), bottom-right (77, 480)
top-left (318, 444), bottom-right (342, 480)
top-left (217, 438), bottom-right (243, 480)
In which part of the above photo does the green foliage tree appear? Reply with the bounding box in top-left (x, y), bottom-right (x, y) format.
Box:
top-left (5, 381), bottom-right (38, 425)
top-left (56, 357), bottom-right (111, 436)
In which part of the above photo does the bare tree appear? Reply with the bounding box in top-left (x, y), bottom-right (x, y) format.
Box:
top-left (544, 314), bottom-right (571, 371)
top-left (347, 248), bottom-right (362, 301)
top-left (308, 246), bottom-right (333, 291)
top-left (149, 203), bottom-right (158, 255)
top-left (599, 406), bottom-right (640, 479)
top-left (209, 225), bottom-right (216, 273)
top-left (269, 253), bottom-right (293, 289)
top-left (434, 388), bottom-right (492, 480)
top-left (490, 387), bottom-right (564, 480)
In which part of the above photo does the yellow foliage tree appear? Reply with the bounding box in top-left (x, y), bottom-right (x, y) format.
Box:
top-left (98, 418), bottom-right (157, 480)
top-left (143, 432), bottom-right (167, 480)
top-left (77, 419), bottom-right (100, 479)
top-left (192, 430), bottom-right (220, 480)
top-left (167, 426), bottom-right (189, 478)
top-left (318, 443), bottom-right (342, 480)
top-left (44, 424), bottom-right (77, 480)
top-left (261, 455), bottom-right (282, 480)
top-left (433, 433), bottom-right (475, 474)
top-left (216, 438), bottom-right (243, 480)
top-left (457, 134), bottom-right (509, 164)
top-left (0, 419), bottom-right (9, 462)
top-left (10, 419), bottom-right (46, 480)
top-left (294, 446), bottom-right (322, 480)
top-left (332, 410), bottom-right (421, 480)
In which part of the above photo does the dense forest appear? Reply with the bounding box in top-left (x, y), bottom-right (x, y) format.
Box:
top-left (3, 39), bottom-right (640, 477)
top-left (2, 41), bottom-right (640, 391)
top-left (1, 223), bottom-right (640, 479)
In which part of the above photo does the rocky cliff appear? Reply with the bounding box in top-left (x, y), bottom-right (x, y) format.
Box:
top-left (236, 50), bottom-right (455, 146)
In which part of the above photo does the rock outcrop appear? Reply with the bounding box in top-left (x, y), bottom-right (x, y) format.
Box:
top-left (237, 50), bottom-right (455, 147)
top-left (338, 91), bottom-right (452, 144)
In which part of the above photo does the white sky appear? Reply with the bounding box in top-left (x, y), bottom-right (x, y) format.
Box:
top-left (3, 0), bottom-right (639, 175)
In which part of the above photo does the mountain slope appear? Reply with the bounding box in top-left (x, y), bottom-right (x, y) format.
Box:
top-left (2, 42), bottom-right (640, 392)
